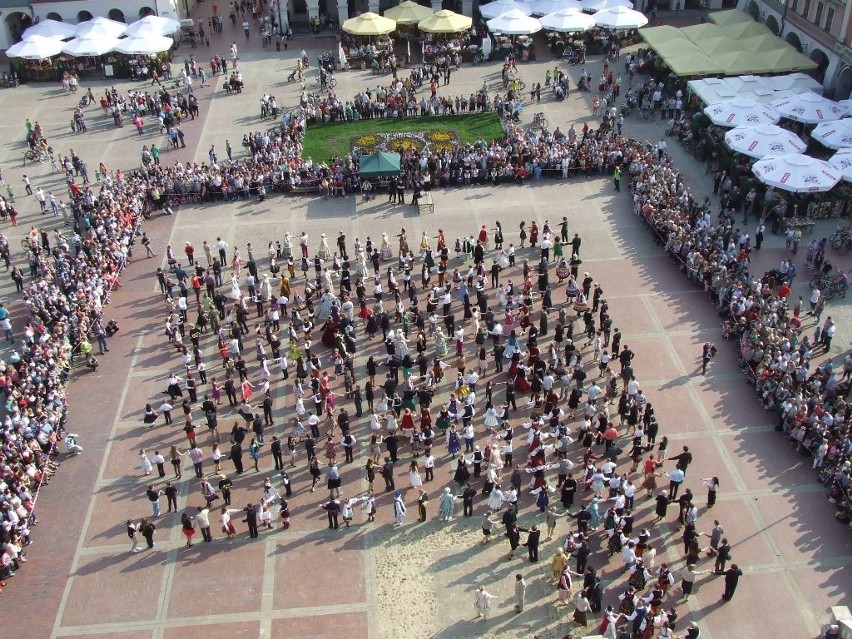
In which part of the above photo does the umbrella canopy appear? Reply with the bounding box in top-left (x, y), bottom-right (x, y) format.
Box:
top-left (481, 0), bottom-right (533, 19)
top-left (837, 99), bottom-right (852, 115)
top-left (582, 0), bottom-right (632, 12)
top-left (6, 35), bottom-right (65, 60)
top-left (828, 148), bottom-right (852, 182)
top-left (540, 7), bottom-right (595, 32)
top-left (75, 17), bottom-right (127, 39)
top-left (113, 34), bottom-right (174, 55)
top-left (418, 9), bottom-right (473, 33)
top-left (724, 124), bottom-right (807, 159)
top-left (772, 91), bottom-right (846, 124)
top-left (360, 152), bottom-right (401, 177)
top-left (487, 9), bottom-right (542, 34)
top-left (342, 12), bottom-right (396, 36)
top-left (812, 120), bottom-right (852, 150)
top-left (22, 19), bottom-right (76, 40)
top-left (708, 8), bottom-right (754, 27)
top-left (62, 35), bottom-right (120, 57)
top-left (752, 153), bottom-right (841, 193)
top-left (704, 97), bottom-right (780, 127)
top-left (531, 0), bottom-right (582, 15)
top-left (124, 15), bottom-right (182, 37)
top-left (593, 6), bottom-right (648, 28)
top-left (384, 1), bottom-right (433, 25)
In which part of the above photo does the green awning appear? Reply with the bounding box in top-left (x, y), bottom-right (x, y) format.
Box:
top-left (759, 47), bottom-right (819, 73)
top-left (716, 50), bottom-right (771, 75)
top-left (359, 151), bottom-right (401, 177)
top-left (639, 25), bottom-right (686, 53)
top-left (681, 22), bottom-right (724, 42)
top-left (708, 9), bottom-right (757, 27)
top-left (739, 33), bottom-right (789, 54)
top-left (720, 20), bottom-right (772, 40)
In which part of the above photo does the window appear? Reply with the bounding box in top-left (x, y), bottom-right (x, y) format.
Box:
top-left (815, 2), bottom-right (823, 25)
top-left (803, 0), bottom-right (811, 18)
top-left (791, 0), bottom-right (799, 12)
top-left (825, 7), bottom-right (835, 32)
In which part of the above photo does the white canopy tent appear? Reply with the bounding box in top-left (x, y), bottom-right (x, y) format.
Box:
top-left (530, 0), bottom-right (582, 15)
top-left (487, 9), bottom-right (543, 34)
top-left (752, 153), bottom-right (841, 193)
top-left (6, 35), bottom-right (65, 60)
top-left (62, 36), bottom-right (120, 57)
top-left (112, 34), bottom-right (174, 55)
top-left (687, 73), bottom-right (823, 107)
top-left (592, 6), bottom-right (648, 28)
top-left (539, 8), bottom-right (596, 32)
top-left (123, 15), bottom-right (181, 37)
top-left (481, 0), bottom-right (533, 19)
top-left (75, 17), bottom-right (127, 39)
top-left (22, 19), bottom-right (76, 40)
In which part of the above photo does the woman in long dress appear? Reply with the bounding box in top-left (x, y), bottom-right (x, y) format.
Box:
top-left (438, 487), bottom-right (456, 521)
top-left (228, 274), bottom-right (242, 300)
top-left (318, 233), bottom-right (331, 260)
top-left (380, 233), bottom-right (393, 260)
top-left (474, 586), bottom-right (496, 619)
top-left (487, 485), bottom-right (505, 511)
top-left (408, 460), bottom-right (423, 488)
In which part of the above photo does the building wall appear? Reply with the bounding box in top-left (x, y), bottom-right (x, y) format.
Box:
top-left (0, 4), bottom-right (32, 50)
top-left (30, 0), bottom-right (190, 24)
top-left (739, 0), bottom-right (852, 98)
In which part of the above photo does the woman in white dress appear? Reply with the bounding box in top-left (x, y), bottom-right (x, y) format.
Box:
top-left (408, 460), bottom-right (423, 488)
top-left (355, 250), bottom-right (367, 278)
top-left (487, 485), bottom-right (505, 511)
top-left (380, 233), bottom-right (393, 260)
top-left (318, 233), bottom-right (331, 260)
top-left (370, 411), bottom-right (383, 432)
top-left (483, 406), bottom-right (499, 430)
top-left (386, 411), bottom-right (399, 432)
top-left (282, 232), bottom-right (293, 259)
top-left (228, 274), bottom-right (242, 300)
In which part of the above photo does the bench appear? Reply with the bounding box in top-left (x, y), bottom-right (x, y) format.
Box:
top-left (417, 191), bottom-right (434, 215)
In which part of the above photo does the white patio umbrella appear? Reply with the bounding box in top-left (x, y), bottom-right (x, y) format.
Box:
top-left (724, 124), bottom-right (807, 159)
top-left (593, 5), bottom-right (647, 28)
top-left (487, 9), bottom-right (542, 34)
top-left (704, 97), bottom-right (780, 127)
top-left (812, 119), bottom-right (852, 150)
top-left (22, 19), bottom-right (76, 40)
top-left (752, 153), bottom-right (841, 193)
top-left (837, 99), bottom-right (852, 116)
top-left (771, 91), bottom-right (847, 124)
top-left (828, 148), bottom-right (852, 182)
top-left (481, 0), bottom-right (533, 19)
top-left (582, 0), bottom-right (632, 12)
top-left (540, 7), bottom-right (595, 31)
top-left (531, 0), bottom-right (582, 15)
top-left (6, 35), bottom-right (65, 60)
top-left (113, 34), bottom-right (174, 55)
top-left (123, 15), bottom-right (181, 37)
top-left (75, 17), bottom-right (127, 39)
top-left (62, 35), bottom-right (120, 57)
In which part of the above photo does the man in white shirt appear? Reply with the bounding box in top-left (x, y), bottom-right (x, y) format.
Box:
top-left (216, 237), bottom-right (228, 264)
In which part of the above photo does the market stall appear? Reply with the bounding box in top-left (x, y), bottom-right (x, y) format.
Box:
top-left (341, 12), bottom-right (397, 70)
top-left (417, 11), bottom-right (475, 65)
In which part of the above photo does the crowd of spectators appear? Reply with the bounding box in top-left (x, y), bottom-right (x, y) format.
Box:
top-left (0, 162), bottom-right (149, 591)
top-left (627, 140), bottom-right (852, 528)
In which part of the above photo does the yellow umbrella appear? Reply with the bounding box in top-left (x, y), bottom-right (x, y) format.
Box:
top-left (342, 12), bottom-right (397, 36)
top-left (418, 9), bottom-right (473, 34)
top-left (385, 1), bottom-right (433, 25)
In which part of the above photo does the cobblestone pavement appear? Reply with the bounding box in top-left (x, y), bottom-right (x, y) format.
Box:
top-left (0, 8), bottom-right (850, 639)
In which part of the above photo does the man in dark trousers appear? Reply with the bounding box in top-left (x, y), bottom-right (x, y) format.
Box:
top-left (714, 538), bottom-right (732, 574)
top-left (385, 431), bottom-right (399, 462)
top-left (243, 503), bottom-right (259, 538)
top-left (382, 457), bottom-right (396, 492)
top-left (575, 538), bottom-right (590, 573)
top-left (462, 482), bottom-right (477, 516)
top-left (669, 445), bottom-right (694, 476)
top-left (230, 440), bottom-right (244, 473)
top-left (322, 497), bottom-right (341, 529)
top-left (567, 504), bottom-right (592, 535)
top-left (270, 436), bottom-right (283, 470)
top-left (701, 342), bottom-right (717, 375)
top-left (570, 233), bottom-right (582, 257)
top-left (519, 524), bottom-right (541, 562)
top-left (560, 217), bottom-right (569, 243)
top-left (721, 564), bottom-right (742, 601)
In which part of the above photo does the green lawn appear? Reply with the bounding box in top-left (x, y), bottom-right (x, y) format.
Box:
top-left (301, 112), bottom-right (504, 161)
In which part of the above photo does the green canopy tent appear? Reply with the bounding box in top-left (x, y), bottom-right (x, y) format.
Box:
top-left (651, 39), bottom-right (724, 76)
top-left (639, 25), bottom-right (685, 51)
top-left (708, 9), bottom-right (756, 27)
top-left (359, 151), bottom-right (401, 177)
top-left (759, 47), bottom-right (818, 73)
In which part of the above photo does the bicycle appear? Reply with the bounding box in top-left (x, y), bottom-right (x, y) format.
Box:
top-left (532, 112), bottom-right (549, 130)
top-left (23, 148), bottom-right (47, 166)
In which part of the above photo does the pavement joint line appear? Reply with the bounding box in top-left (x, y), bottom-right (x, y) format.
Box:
top-left (48, 333), bottom-right (148, 639)
top-left (259, 537), bottom-right (277, 638)
top-left (53, 601), bottom-right (372, 636)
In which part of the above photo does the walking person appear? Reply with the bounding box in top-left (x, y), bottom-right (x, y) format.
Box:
top-left (474, 585), bottom-right (497, 620)
top-left (393, 490), bottom-right (407, 526)
top-left (127, 520), bottom-right (141, 553)
top-left (514, 574), bottom-right (526, 613)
